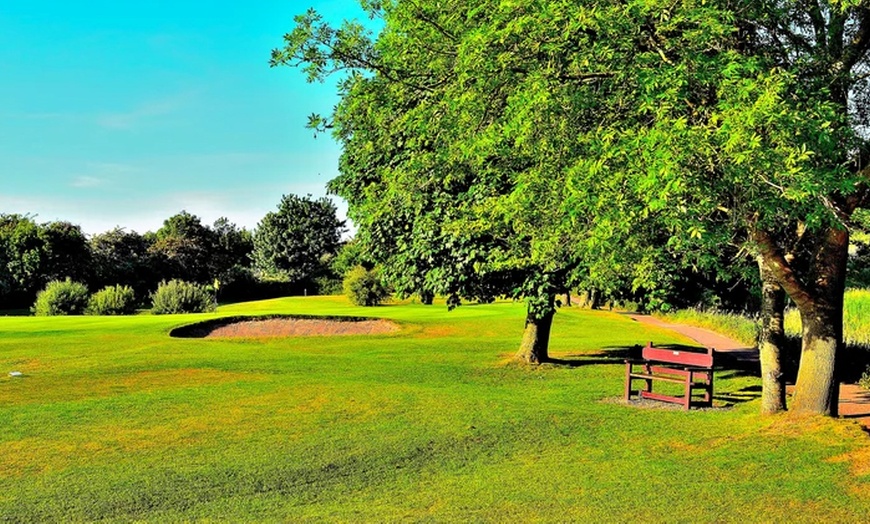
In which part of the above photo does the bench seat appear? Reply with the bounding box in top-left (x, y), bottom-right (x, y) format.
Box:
top-left (624, 342), bottom-right (715, 410)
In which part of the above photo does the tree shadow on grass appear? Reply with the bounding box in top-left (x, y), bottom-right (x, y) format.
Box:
top-left (548, 343), bottom-right (728, 368)
top-left (549, 344), bottom-right (764, 408)
top-left (546, 346), bottom-right (634, 367)
top-left (714, 385), bottom-right (762, 407)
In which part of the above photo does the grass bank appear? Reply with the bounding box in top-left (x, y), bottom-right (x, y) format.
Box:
top-left (1, 297), bottom-right (868, 522)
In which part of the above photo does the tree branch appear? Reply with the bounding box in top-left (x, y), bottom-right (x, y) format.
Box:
top-left (843, 7), bottom-right (870, 71)
top-left (751, 226), bottom-right (815, 310)
top-left (807, 0), bottom-right (828, 49)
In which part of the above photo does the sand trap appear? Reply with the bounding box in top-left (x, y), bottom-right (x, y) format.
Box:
top-left (170, 315), bottom-right (400, 339)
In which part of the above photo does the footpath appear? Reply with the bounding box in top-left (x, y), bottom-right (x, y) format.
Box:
top-left (626, 313), bottom-right (870, 428)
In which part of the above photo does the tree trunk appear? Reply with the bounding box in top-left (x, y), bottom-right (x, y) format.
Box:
top-left (757, 257), bottom-right (787, 414)
top-left (589, 289), bottom-right (601, 310)
top-left (792, 303), bottom-right (843, 415)
top-left (755, 225), bottom-right (848, 416)
top-left (515, 305), bottom-right (554, 364)
top-left (419, 290), bottom-right (434, 305)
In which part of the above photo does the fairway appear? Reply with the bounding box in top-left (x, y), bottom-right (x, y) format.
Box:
top-left (1, 297), bottom-right (868, 522)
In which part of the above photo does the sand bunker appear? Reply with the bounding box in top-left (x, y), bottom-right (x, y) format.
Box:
top-left (170, 315), bottom-right (400, 339)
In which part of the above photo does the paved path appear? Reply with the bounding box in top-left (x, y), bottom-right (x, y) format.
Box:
top-left (625, 313), bottom-right (870, 427)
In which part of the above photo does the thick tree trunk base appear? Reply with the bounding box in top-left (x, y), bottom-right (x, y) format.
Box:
top-left (792, 334), bottom-right (839, 416)
top-left (515, 308), bottom-right (554, 364)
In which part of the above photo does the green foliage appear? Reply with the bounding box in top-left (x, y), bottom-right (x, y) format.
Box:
top-left (149, 211), bottom-right (216, 284)
top-left (331, 239), bottom-right (373, 275)
top-left (0, 214), bottom-right (43, 307)
top-left (314, 275), bottom-right (343, 296)
top-left (343, 265), bottom-right (389, 306)
top-left (150, 279), bottom-right (215, 315)
top-left (31, 278), bottom-right (90, 316)
top-left (252, 194), bottom-right (345, 283)
top-left (0, 216), bottom-right (92, 309)
top-left (89, 227), bottom-right (156, 300)
top-left (87, 285), bottom-right (137, 316)
top-left (147, 212), bottom-right (253, 286)
top-left (860, 367), bottom-right (870, 391)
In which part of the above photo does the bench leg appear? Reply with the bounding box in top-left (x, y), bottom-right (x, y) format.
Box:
top-left (625, 363), bottom-right (632, 401)
top-left (684, 373), bottom-right (692, 410)
top-left (706, 373), bottom-right (714, 407)
top-left (643, 364), bottom-right (653, 395)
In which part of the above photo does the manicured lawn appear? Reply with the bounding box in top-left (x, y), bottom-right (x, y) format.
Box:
top-left (1, 297), bottom-right (868, 522)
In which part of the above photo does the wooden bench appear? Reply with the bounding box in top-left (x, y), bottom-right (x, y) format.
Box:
top-left (625, 342), bottom-right (714, 410)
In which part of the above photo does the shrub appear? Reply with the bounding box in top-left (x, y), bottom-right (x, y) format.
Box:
top-left (87, 285), bottom-right (136, 315)
top-left (32, 279), bottom-right (89, 316)
top-left (314, 275), bottom-right (343, 296)
top-left (151, 279), bottom-right (215, 314)
top-left (860, 367), bottom-right (870, 391)
top-left (343, 266), bottom-right (389, 306)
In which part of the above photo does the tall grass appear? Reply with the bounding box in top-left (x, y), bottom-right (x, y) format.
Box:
top-left (785, 288), bottom-right (870, 349)
top-left (659, 289), bottom-right (870, 351)
top-left (654, 309), bottom-right (758, 346)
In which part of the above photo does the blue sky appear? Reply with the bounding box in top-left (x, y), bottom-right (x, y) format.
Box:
top-left (0, 0), bottom-right (373, 234)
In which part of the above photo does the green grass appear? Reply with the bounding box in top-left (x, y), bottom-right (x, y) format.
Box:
top-left (1, 297), bottom-right (869, 522)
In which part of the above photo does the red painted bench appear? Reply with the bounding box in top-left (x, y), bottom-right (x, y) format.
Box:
top-left (625, 342), bottom-right (714, 410)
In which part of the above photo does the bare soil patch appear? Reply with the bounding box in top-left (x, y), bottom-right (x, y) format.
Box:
top-left (206, 318), bottom-right (399, 338)
top-left (170, 315), bottom-right (399, 339)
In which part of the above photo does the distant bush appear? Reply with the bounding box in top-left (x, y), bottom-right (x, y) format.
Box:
top-left (32, 279), bottom-right (90, 316)
top-left (151, 279), bottom-right (215, 314)
top-left (314, 275), bottom-right (343, 296)
top-left (343, 266), bottom-right (389, 306)
top-left (87, 285), bottom-right (136, 315)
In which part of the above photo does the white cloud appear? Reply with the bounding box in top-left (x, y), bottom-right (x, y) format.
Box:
top-left (95, 92), bottom-right (194, 130)
top-left (70, 176), bottom-right (103, 188)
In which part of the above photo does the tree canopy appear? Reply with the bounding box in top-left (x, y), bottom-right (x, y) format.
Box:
top-left (276, 0), bottom-right (870, 414)
top-left (251, 194), bottom-right (345, 284)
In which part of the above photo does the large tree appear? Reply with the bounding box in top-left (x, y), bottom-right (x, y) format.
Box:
top-left (0, 215), bottom-right (93, 308)
top-left (148, 211), bottom-right (217, 284)
top-left (276, 0), bottom-right (870, 417)
top-left (252, 194), bottom-right (345, 284)
top-left (274, 2), bottom-right (728, 363)
top-left (89, 227), bottom-right (156, 298)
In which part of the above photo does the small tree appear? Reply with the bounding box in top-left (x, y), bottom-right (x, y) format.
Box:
top-left (343, 266), bottom-right (389, 306)
top-left (32, 279), bottom-right (89, 316)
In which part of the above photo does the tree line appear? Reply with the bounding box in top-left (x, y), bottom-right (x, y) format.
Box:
top-left (0, 194), bottom-right (345, 310)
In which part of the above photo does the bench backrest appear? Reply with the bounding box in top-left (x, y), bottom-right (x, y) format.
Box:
top-left (642, 342), bottom-right (714, 368)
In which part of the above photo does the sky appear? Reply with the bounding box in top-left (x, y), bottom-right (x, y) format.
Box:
top-left (0, 0), bottom-right (375, 235)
